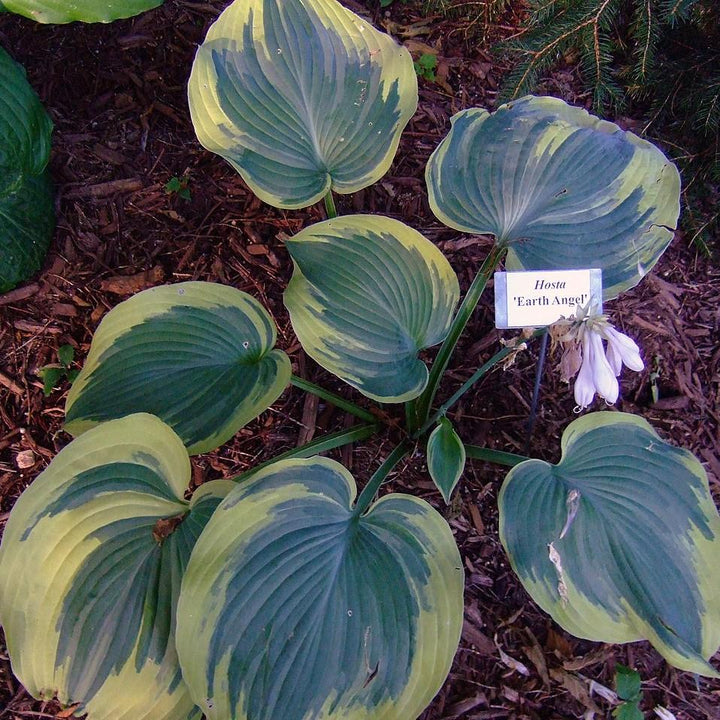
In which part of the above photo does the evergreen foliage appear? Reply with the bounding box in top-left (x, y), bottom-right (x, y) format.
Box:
top-left (498, 0), bottom-right (719, 251)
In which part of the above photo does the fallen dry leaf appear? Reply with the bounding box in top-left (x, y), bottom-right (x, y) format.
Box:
top-left (100, 265), bottom-right (165, 295)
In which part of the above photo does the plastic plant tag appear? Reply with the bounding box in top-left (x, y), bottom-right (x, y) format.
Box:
top-left (494, 269), bottom-right (602, 328)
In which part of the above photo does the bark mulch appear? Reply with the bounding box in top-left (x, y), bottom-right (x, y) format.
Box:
top-left (1, 1), bottom-right (719, 718)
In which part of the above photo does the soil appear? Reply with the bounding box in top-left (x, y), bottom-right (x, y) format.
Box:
top-left (1, 1), bottom-right (719, 719)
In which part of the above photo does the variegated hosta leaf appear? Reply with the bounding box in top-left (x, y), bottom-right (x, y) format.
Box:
top-left (427, 416), bottom-right (466, 504)
top-left (188, 0), bottom-right (417, 209)
top-left (499, 412), bottom-right (720, 676)
top-left (176, 457), bottom-right (464, 720)
top-left (0, 414), bottom-right (235, 720)
top-left (2, 0), bottom-right (160, 24)
top-left (283, 215), bottom-right (459, 402)
top-left (426, 95), bottom-right (681, 299)
top-left (65, 281), bottom-right (291, 455)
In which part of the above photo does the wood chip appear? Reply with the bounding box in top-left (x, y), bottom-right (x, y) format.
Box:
top-left (92, 143), bottom-right (129, 165)
top-left (13, 320), bottom-right (61, 334)
top-left (297, 392), bottom-right (319, 446)
top-left (563, 646), bottom-right (613, 671)
top-left (468, 501), bottom-right (485, 535)
top-left (64, 178), bottom-right (143, 199)
top-left (52, 303), bottom-right (78, 317)
top-left (0, 283), bottom-right (40, 306)
top-left (523, 630), bottom-right (551, 686)
top-left (0, 370), bottom-right (24, 396)
top-left (550, 667), bottom-right (601, 715)
top-left (461, 619), bottom-right (495, 656)
top-left (496, 644), bottom-right (530, 676)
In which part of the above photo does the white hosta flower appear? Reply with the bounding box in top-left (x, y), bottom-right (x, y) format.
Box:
top-left (601, 325), bottom-right (644, 374)
top-left (576, 329), bottom-right (619, 407)
top-left (551, 303), bottom-right (644, 410)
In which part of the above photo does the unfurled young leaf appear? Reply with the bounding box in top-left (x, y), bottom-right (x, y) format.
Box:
top-left (427, 416), bottom-right (466, 503)
top-left (176, 456), bottom-right (464, 720)
top-left (188, 0), bottom-right (417, 209)
top-left (0, 414), bottom-right (235, 720)
top-left (57, 343), bottom-right (75, 367)
top-left (38, 365), bottom-right (64, 396)
top-left (38, 345), bottom-right (78, 395)
top-left (426, 95), bottom-right (681, 299)
top-left (0, 46), bottom-right (54, 294)
top-left (284, 214), bottom-right (459, 402)
top-left (65, 282), bottom-right (291, 454)
top-left (414, 52), bottom-right (437, 81)
top-left (499, 412), bottom-right (720, 676)
top-left (613, 665), bottom-right (643, 720)
top-left (164, 175), bottom-right (191, 200)
top-left (615, 702), bottom-right (644, 720)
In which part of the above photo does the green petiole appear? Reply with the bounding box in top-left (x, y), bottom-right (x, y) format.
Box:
top-left (291, 375), bottom-right (377, 423)
top-left (463, 444), bottom-right (528, 467)
top-left (323, 190), bottom-right (338, 219)
top-left (352, 439), bottom-right (413, 518)
top-left (409, 243), bottom-right (508, 433)
top-left (414, 327), bottom-right (547, 439)
top-left (230, 422), bottom-right (378, 483)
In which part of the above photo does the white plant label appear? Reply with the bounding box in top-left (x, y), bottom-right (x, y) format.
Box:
top-left (494, 269), bottom-right (603, 328)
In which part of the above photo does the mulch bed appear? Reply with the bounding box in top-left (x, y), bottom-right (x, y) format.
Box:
top-left (1, 1), bottom-right (719, 718)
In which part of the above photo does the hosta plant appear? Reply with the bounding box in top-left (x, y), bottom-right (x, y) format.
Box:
top-left (1, 0), bottom-right (718, 718)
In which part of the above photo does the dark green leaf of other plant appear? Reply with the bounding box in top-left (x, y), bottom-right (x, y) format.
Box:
top-left (65, 304), bottom-right (288, 453)
top-left (165, 176), bottom-right (191, 200)
top-left (0, 46), bottom-right (54, 293)
top-left (414, 53), bottom-right (437, 81)
top-left (0, 46), bottom-right (52, 178)
top-left (0, 170), bottom-right (54, 294)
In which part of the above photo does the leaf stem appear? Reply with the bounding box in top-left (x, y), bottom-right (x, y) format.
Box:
top-left (352, 440), bottom-right (413, 518)
top-left (323, 190), bottom-right (337, 219)
top-left (229, 423), bottom-right (378, 482)
top-left (463, 444), bottom-right (528, 467)
top-left (291, 375), bottom-right (376, 422)
top-left (409, 244), bottom-right (508, 432)
top-left (414, 327), bottom-right (547, 438)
